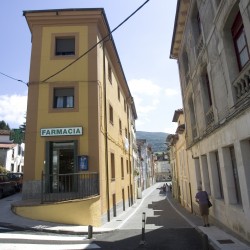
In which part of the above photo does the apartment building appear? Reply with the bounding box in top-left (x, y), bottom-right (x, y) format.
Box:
top-left (17, 8), bottom-right (137, 226)
top-left (170, 0), bottom-right (250, 241)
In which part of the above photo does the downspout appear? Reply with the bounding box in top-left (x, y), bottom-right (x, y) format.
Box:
top-left (127, 104), bottom-right (133, 205)
top-left (103, 41), bottom-right (110, 222)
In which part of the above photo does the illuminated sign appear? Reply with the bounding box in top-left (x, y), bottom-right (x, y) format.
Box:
top-left (40, 127), bottom-right (83, 137)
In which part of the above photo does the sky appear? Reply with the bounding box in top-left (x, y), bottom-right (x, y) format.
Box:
top-left (0, 0), bottom-right (182, 133)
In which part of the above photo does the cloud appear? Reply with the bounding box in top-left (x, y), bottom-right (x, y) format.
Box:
top-left (128, 79), bottom-right (161, 96)
top-left (164, 88), bottom-right (179, 96)
top-left (128, 79), bottom-right (161, 117)
top-left (128, 79), bottom-right (161, 128)
top-left (164, 123), bottom-right (177, 134)
top-left (0, 94), bottom-right (27, 128)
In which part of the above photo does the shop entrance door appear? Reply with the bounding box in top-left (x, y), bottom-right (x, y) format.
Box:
top-left (48, 141), bottom-right (76, 193)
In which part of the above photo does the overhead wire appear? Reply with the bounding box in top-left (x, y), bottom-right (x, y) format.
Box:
top-left (42, 0), bottom-right (150, 83)
top-left (0, 71), bottom-right (28, 86)
top-left (0, 0), bottom-right (150, 87)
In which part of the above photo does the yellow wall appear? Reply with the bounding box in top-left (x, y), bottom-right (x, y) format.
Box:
top-left (34, 26), bottom-right (89, 179)
top-left (13, 196), bottom-right (101, 226)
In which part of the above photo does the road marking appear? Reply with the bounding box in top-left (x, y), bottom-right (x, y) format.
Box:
top-left (0, 233), bottom-right (86, 241)
top-left (0, 227), bottom-right (12, 230)
top-left (0, 243), bottom-right (100, 250)
top-left (117, 183), bottom-right (160, 229)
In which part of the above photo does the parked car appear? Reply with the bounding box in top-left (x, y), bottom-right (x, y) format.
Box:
top-left (6, 172), bottom-right (23, 192)
top-left (0, 174), bottom-right (17, 198)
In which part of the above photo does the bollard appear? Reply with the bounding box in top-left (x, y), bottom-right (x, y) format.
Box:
top-left (88, 225), bottom-right (93, 239)
top-left (140, 212), bottom-right (146, 245)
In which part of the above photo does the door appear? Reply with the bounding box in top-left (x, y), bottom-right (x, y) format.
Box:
top-left (46, 141), bottom-right (77, 193)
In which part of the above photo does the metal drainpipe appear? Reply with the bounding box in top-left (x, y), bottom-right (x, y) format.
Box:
top-left (103, 41), bottom-right (110, 222)
top-left (127, 103), bottom-right (133, 205)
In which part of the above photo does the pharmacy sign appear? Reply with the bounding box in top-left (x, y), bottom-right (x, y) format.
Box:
top-left (41, 127), bottom-right (83, 137)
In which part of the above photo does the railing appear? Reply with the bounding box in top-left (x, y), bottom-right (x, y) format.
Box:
top-left (41, 172), bottom-right (99, 203)
top-left (196, 34), bottom-right (204, 57)
top-left (206, 106), bottom-right (214, 126)
top-left (233, 64), bottom-right (250, 100)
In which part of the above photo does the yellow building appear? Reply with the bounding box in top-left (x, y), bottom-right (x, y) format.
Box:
top-left (17, 8), bottom-right (137, 226)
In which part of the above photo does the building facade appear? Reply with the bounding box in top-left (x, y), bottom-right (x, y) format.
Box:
top-left (19, 8), bottom-right (137, 226)
top-left (0, 130), bottom-right (24, 173)
top-left (170, 0), bottom-right (250, 241)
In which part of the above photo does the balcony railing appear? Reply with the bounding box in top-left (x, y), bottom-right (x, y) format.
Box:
top-left (41, 172), bottom-right (99, 203)
top-left (206, 106), bottom-right (214, 126)
top-left (233, 64), bottom-right (250, 100)
top-left (196, 34), bottom-right (204, 57)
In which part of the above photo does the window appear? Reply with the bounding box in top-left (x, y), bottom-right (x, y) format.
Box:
top-left (109, 104), bottom-right (114, 125)
top-left (189, 97), bottom-right (197, 139)
top-left (55, 37), bottom-right (75, 56)
top-left (215, 151), bottom-right (224, 199)
top-left (182, 50), bottom-right (189, 87)
top-left (232, 12), bottom-right (250, 70)
top-left (108, 63), bottom-right (112, 83)
top-left (204, 73), bottom-right (212, 107)
top-left (111, 153), bottom-right (115, 180)
top-left (229, 146), bottom-right (242, 204)
top-left (121, 157), bottom-right (124, 179)
top-left (124, 99), bottom-right (127, 113)
top-left (125, 128), bottom-right (128, 138)
top-left (54, 88), bottom-right (74, 108)
top-left (118, 86), bottom-right (120, 101)
top-left (202, 72), bottom-right (214, 126)
top-left (119, 119), bottom-right (122, 135)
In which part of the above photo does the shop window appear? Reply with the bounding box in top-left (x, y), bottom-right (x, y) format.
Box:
top-left (55, 37), bottom-right (75, 56)
top-left (54, 88), bottom-right (74, 108)
top-left (231, 12), bottom-right (250, 71)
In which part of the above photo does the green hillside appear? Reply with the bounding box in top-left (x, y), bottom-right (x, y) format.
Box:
top-left (136, 131), bottom-right (168, 153)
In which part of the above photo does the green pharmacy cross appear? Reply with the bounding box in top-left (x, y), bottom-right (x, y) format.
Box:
top-left (10, 129), bottom-right (25, 144)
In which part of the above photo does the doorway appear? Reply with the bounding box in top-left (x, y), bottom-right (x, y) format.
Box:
top-left (46, 141), bottom-right (77, 193)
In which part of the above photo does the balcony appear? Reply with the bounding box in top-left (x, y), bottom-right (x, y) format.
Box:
top-left (196, 34), bottom-right (204, 58)
top-left (206, 106), bottom-right (214, 126)
top-left (233, 63), bottom-right (250, 100)
top-left (41, 172), bottom-right (99, 203)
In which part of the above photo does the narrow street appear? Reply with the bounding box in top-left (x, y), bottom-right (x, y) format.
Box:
top-left (91, 184), bottom-right (205, 249)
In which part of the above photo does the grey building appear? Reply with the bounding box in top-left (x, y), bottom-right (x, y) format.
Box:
top-left (170, 0), bottom-right (250, 242)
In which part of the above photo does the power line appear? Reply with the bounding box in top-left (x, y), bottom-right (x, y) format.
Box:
top-left (0, 71), bottom-right (28, 86)
top-left (0, 0), bottom-right (150, 87)
top-left (42, 0), bottom-right (150, 82)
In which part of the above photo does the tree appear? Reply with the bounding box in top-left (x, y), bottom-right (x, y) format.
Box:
top-left (0, 120), bottom-right (10, 130)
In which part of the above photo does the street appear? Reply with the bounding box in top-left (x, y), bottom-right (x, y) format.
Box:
top-left (0, 185), bottom-right (206, 249)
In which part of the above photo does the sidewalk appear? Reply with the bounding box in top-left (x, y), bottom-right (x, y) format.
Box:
top-left (0, 183), bottom-right (250, 250)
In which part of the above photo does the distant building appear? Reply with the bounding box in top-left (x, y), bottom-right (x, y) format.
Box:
top-left (0, 130), bottom-right (24, 172)
top-left (154, 152), bottom-right (171, 182)
top-left (137, 139), bottom-right (154, 190)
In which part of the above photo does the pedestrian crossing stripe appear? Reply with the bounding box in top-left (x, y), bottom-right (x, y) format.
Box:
top-left (0, 243), bottom-right (101, 250)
